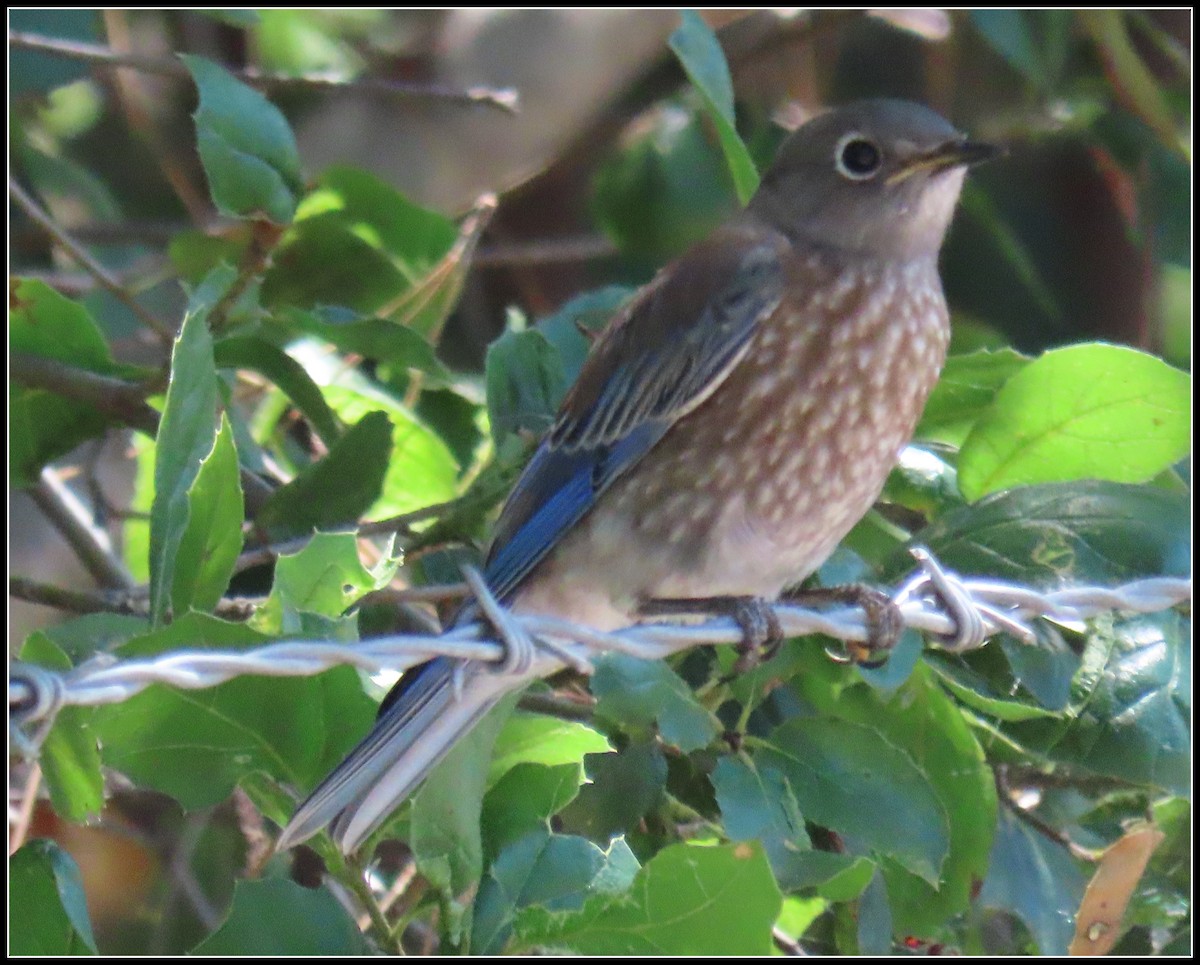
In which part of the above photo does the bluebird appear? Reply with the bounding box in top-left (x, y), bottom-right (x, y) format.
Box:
top-left (279, 99), bottom-right (998, 853)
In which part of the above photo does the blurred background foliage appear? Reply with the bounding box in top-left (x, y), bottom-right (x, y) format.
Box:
top-left (9, 9), bottom-right (1191, 957)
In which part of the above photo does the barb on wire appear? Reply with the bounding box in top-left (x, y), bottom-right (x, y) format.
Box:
top-left (9, 550), bottom-right (1192, 750)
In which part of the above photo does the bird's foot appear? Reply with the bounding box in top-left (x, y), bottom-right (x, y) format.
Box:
top-left (782, 583), bottom-right (903, 667)
top-left (641, 595), bottom-right (784, 673)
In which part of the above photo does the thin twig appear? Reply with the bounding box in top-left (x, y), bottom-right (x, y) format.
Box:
top-left (517, 691), bottom-right (595, 721)
top-left (10, 178), bottom-right (174, 339)
top-left (995, 767), bottom-right (1104, 862)
top-left (101, 9), bottom-right (212, 223)
top-left (8, 764), bottom-right (42, 856)
top-left (10, 576), bottom-right (144, 616)
top-left (11, 352), bottom-right (162, 436)
top-left (234, 466), bottom-right (516, 573)
top-left (206, 220), bottom-right (285, 334)
top-left (10, 576), bottom-right (261, 622)
top-left (474, 233), bottom-right (619, 268)
top-left (30, 468), bottom-right (136, 590)
top-left (9, 29), bottom-right (519, 113)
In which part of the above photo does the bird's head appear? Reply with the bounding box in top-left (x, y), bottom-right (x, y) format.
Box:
top-left (750, 99), bottom-right (999, 260)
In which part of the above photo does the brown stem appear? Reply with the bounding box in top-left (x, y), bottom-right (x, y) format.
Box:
top-left (9, 179), bottom-right (174, 339)
top-left (9, 29), bottom-right (520, 113)
top-left (11, 352), bottom-right (162, 436)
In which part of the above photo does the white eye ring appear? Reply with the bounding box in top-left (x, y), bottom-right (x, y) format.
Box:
top-left (834, 132), bottom-right (884, 181)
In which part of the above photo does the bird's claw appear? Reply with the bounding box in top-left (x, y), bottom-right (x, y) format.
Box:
top-left (641, 594), bottom-right (785, 674)
top-left (786, 583), bottom-right (903, 668)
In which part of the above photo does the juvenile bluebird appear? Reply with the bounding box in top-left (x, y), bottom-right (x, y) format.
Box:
top-left (280, 99), bottom-right (998, 853)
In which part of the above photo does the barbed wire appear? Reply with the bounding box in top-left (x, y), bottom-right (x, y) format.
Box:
top-left (9, 550), bottom-right (1191, 750)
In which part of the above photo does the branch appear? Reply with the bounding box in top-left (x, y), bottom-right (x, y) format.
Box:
top-left (29, 468), bottom-right (136, 590)
top-left (10, 575), bottom-right (261, 622)
top-left (9, 30), bottom-right (519, 114)
top-left (11, 352), bottom-right (161, 436)
top-left (10, 178), bottom-right (173, 339)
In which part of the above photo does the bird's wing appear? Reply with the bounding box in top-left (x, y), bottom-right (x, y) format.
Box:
top-left (484, 227), bottom-right (786, 603)
top-left (278, 227), bottom-right (787, 854)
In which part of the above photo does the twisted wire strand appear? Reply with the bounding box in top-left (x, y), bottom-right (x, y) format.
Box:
top-left (9, 557), bottom-right (1191, 739)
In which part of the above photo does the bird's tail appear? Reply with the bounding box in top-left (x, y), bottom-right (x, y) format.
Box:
top-left (277, 656), bottom-right (514, 854)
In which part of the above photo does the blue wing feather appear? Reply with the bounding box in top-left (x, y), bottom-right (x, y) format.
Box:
top-left (482, 227), bottom-right (787, 603)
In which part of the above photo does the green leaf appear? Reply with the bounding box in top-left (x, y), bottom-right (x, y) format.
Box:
top-left (856, 871), bottom-right (893, 956)
top-left (591, 654), bottom-right (720, 753)
top-left (194, 878), bottom-right (365, 955)
top-left (214, 336), bottom-right (341, 445)
top-left (482, 762), bottom-right (589, 859)
top-left (9, 10), bottom-right (99, 95)
top-left (783, 655), bottom-right (996, 930)
top-left (92, 612), bottom-right (375, 808)
top-left (669, 11), bottom-right (760, 204)
top-left (253, 530), bottom-right (397, 634)
top-left (287, 307), bottom-right (454, 386)
top-left (149, 272), bottom-right (225, 624)
top-left (182, 55), bottom-right (303, 223)
top-left (792, 852), bottom-right (877, 902)
top-left (511, 841), bottom-right (781, 955)
top-left (535, 287), bottom-right (632, 384)
top-left (890, 481), bottom-right (1191, 585)
top-left (10, 840), bottom-right (98, 955)
top-left (255, 410), bottom-right (392, 541)
top-left (915, 347), bottom-right (1030, 446)
top-left (756, 717), bottom-right (950, 885)
top-left (411, 692), bottom-right (523, 944)
top-left (712, 756), bottom-right (814, 890)
top-left (485, 326), bottom-right (568, 444)
top-left (928, 655), bottom-right (1063, 722)
top-left (1080, 11), bottom-right (1180, 148)
top-left (1003, 611), bottom-right (1189, 795)
top-left (320, 382), bottom-right (459, 520)
top-left (558, 742), bottom-right (668, 843)
top-left (487, 712), bottom-right (612, 784)
top-left (979, 806), bottom-right (1088, 954)
top-left (19, 633), bottom-right (104, 822)
top-left (591, 110), bottom-right (738, 260)
top-left (957, 344), bottom-right (1191, 501)
top-left (199, 9), bottom-right (260, 27)
top-left (264, 166), bottom-right (457, 320)
top-left (171, 414), bottom-right (243, 614)
top-left (970, 10), bottom-right (1041, 80)
top-left (9, 278), bottom-right (135, 486)
top-left (472, 829), bottom-right (639, 954)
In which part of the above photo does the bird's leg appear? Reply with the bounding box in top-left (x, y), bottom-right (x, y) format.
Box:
top-left (640, 595), bottom-right (784, 672)
top-left (781, 583), bottom-right (903, 667)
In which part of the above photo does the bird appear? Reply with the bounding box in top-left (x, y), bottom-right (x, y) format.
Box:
top-left (278, 99), bottom-right (998, 854)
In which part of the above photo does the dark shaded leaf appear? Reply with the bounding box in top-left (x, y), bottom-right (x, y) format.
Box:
top-left (979, 806), bottom-right (1088, 954)
top-left (669, 11), bottom-right (759, 204)
top-left (9, 840), bottom-right (97, 955)
top-left (194, 879), bottom-right (365, 955)
top-left (757, 716), bottom-right (950, 885)
top-left (592, 653), bottom-right (720, 753)
top-left (889, 481), bottom-right (1190, 584)
top-left (183, 55), bottom-right (303, 223)
top-left (215, 335), bottom-right (342, 444)
top-left (485, 326), bottom-right (568, 444)
top-left (473, 829), bottom-right (638, 954)
top-left (255, 410), bottom-right (392, 540)
top-left (1003, 611), bottom-right (1189, 795)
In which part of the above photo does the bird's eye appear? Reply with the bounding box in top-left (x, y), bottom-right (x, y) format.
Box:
top-left (835, 134), bottom-right (883, 180)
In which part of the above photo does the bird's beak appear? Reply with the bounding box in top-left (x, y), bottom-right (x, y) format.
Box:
top-left (887, 139), bottom-right (1003, 185)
